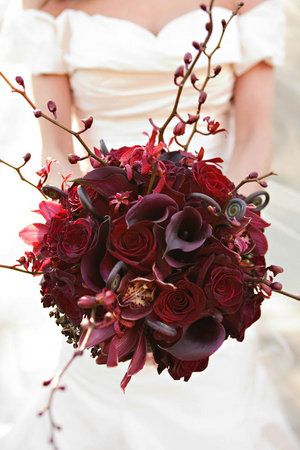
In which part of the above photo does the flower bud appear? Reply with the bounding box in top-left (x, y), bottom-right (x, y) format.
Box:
top-left (221, 19), bottom-right (227, 29)
top-left (43, 378), bottom-right (53, 387)
top-left (269, 265), bottom-right (284, 276)
top-left (17, 256), bottom-right (26, 265)
top-left (205, 22), bottom-right (212, 32)
top-left (271, 282), bottom-right (283, 291)
top-left (23, 152), bottom-right (31, 163)
top-left (33, 109), bottom-right (42, 118)
top-left (47, 100), bottom-right (57, 119)
top-left (184, 52), bottom-right (192, 65)
top-left (174, 65), bottom-right (185, 85)
top-left (186, 113), bottom-right (199, 124)
top-left (68, 154), bottom-right (81, 165)
top-left (173, 121), bottom-right (186, 136)
top-left (96, 289), bottom-right (116, 306)
top-left (78, 295), bottom-right (98, 308)
top-left (247, 171), bottom-right (259, 179)
top-left (190, 72), bottom-right (198, 85)
top-left (260, 180), bottom-right (268, 188)
top-left (213, 65), bottom-right (222, 76)
top-left (192, 41), bottom-right (201, 50)
top-left (15, 76), bottom-right (25, 89)
top-left (200, 4), bottom-right (207, 11)
top-left (198, 91), bottom-right (207, 105)
top-left (81, 116), bottom-right (93, 130)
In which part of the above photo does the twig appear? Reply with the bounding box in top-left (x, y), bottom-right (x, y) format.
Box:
top-left (0, 157), bottom-right (47, 197)
top-left (183, 3), bottom-right (243, 150)
top-left (0, 264), bottom-right (42, 275)
top-left (231, 171), bottom-right (276, 194)
top-left (275, 289), bottom-right (300, 302)
top-left (158, 0), bottom-right (215, 143)
top-left (39, 309), bottom-right (96, 450)
top-left (0, 72), bottom-right (107, 166)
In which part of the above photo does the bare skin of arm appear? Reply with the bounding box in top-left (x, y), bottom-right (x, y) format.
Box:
top-left (227, 62), bottom-right (274, 192)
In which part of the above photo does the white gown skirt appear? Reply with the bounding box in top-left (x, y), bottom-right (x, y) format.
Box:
top-left (0, 69), bottom-right (299, 450)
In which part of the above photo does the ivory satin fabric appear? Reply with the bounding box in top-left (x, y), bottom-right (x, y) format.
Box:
top-left (0, 2), bottom-right (299, 449)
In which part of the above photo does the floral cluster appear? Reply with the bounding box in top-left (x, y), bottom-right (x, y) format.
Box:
top-left (19, 128), bottom-right (281, 389)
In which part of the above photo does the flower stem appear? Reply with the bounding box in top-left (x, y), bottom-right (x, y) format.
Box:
top-left (0, 72), bottom-right (107, 166)
top-left (0, 264), bottom-right (43, 275)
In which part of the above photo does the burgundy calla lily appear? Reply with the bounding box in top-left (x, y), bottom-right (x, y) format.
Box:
top-left (160, 316), bottom-right (225, 361)
top-left (165, 206), bottom-right (212, 254)
top-left (79, 166), bottom-right (136, 199)
top-left (125, 193), bottom-right (178, 227)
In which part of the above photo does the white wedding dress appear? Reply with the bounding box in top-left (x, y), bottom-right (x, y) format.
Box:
top-left (0, 1), bottom-right (299, 449)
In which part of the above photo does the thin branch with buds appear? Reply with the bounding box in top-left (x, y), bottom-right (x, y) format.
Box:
top-left (0, 71), bottom-right (107, 166)
top-left (0, 156), bottom-right (48, 197)
top-left (158, 1), bottom-right (244, 146)
top-left (231, 171), bottom-right (276, 194)
top-left (39, 309), bottom-right (97, 450)
top-left (183, 3), bottom-right (243, 150)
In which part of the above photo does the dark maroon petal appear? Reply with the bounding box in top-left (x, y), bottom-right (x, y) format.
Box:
top-left (120, 329), bottom-right (147, 391)
top-left (160, 316), bottom-right (225, 361)
top-left (165, 207), bottom-right (212, 253)
top-left (121, 305), bottom-right (153, 320)
top-left (107, 326), bottom-right (139, 367)
top-left (125, 193), bottom-right (178, 227)
top-left (80, 219), bottom-right (109, 292)
top-left (79, 167), bottom-right (135, 198)
top-left (79, 322), bottom-right (115, 349)
top-left (248, 227), bottom-right (268, 256)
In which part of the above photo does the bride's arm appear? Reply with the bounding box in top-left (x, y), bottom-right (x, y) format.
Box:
top-left (22, 1), bottom-right (80, 182)
top-left (31, 74), bottom-right (74, 160)
top-left (227, 61), bottom-right (274, 189)
top-left (31, 74), bottom-right (80, 184)
top-left (226, 0), bottom-right (277, 191)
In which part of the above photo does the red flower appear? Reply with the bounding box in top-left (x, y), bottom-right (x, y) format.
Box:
top-left (168, 356), bottom-right (209, 381)
top-left (153, 280), bottom-right (206, 327)
top-left (57, 218), bottom-right (98, 263)
top-left (192, 161), bottom-right (234, 206)
top-left (109, 218), bottom-right (156, 272)
top-left (203, 262), bottom-right (244, 314)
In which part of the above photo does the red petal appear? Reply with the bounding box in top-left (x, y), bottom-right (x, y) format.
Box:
top-left (19, 223), bottom-right (48, 246)
top-left (120, 330), bottom-right (147, 391)
top-left (39, 201), bottom-right (62, 222)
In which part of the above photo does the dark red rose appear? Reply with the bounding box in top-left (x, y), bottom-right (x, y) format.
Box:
top-left (204, 264), bottom-right (244, 314)
top-left (192, 161), bottom-right (234, 205)
top-left (67, 185), bottom-right (107, 216)
top-left (109, 218), bottom-right (156, 272)
top-left (153, 280), bottom-right (206, 326)
top-left (168, 356), bottom-right (209, 381)
top-left (40, 268), bottom-right (84, 325)
top-left (57, 218), bottom-right (97, 263)
top-left (223, 292), bottom-right (263, 341)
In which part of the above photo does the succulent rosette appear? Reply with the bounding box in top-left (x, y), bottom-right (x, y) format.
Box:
top-left (18, 128), bottom-right (280, 389)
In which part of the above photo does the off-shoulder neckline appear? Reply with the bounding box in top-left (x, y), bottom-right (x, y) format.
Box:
top-left (24, 6), bottom-right (234, 39)
top-left (24, 2), bottom-right (271, 39)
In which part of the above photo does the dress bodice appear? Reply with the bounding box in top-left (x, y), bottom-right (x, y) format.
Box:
top-left (0, 1), bottom-right (284, 159)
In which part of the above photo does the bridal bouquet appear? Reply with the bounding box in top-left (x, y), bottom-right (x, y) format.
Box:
top-left (0, 1), bottom-right (298, 447)
top-left (18, 132), bottom-right (277, 389)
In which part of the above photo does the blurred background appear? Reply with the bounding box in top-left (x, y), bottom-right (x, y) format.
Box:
top-left (0, 0), bottom-right (299, 446)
